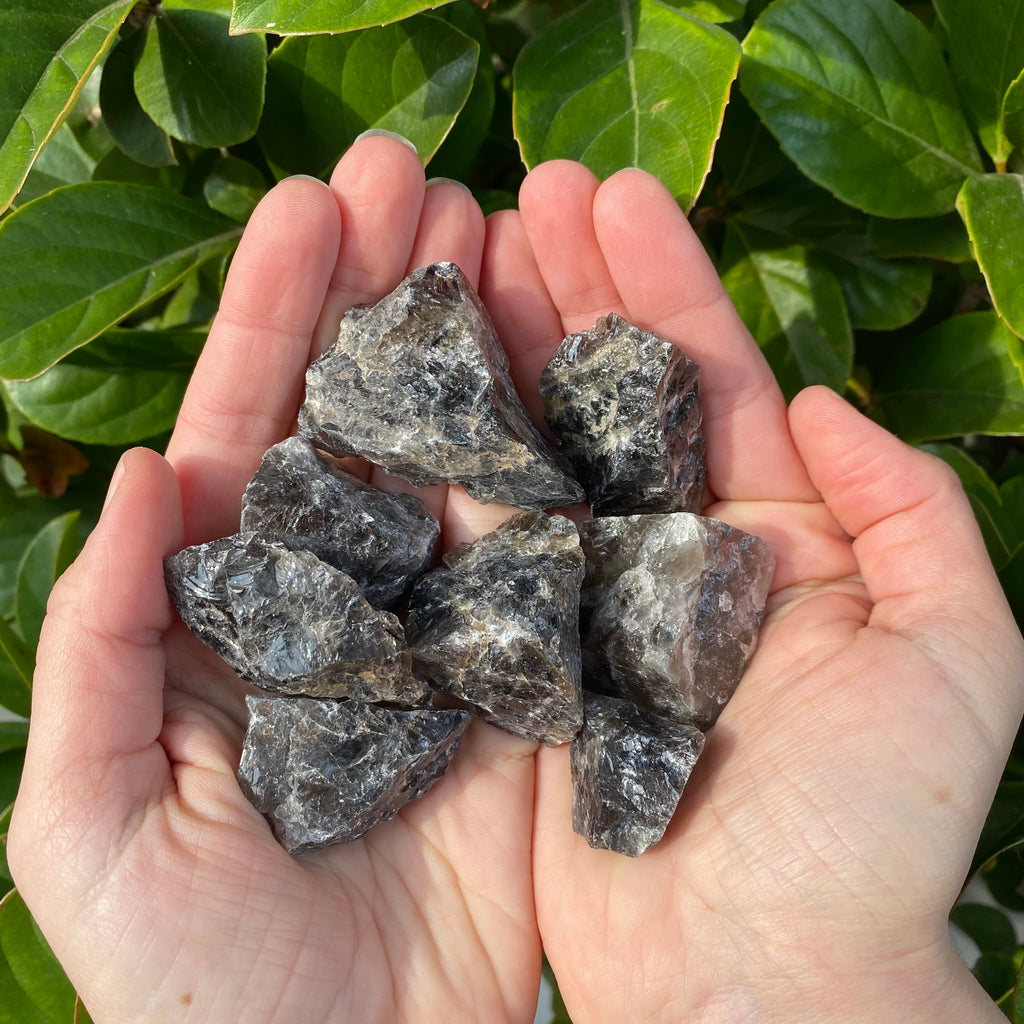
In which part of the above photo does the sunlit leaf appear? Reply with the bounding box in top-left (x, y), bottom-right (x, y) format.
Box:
top-left (11, 123), bottom-right (95, 208)
top-left (514, 0), bottom-right (740, 211)
top-left (230, 0), bottom-right (456, 34)
top-left (14, 511), bottom-right (80, 650)
top-left (202, 156), bottom-right (266, 222)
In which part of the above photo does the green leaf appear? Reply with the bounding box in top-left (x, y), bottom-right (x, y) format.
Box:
top-left (974, 951), bottom-right (1019, 1005)
top-left (3, 330), bottom-right (205, 445)
top-left (867, 213), bottom-right (972, 263)
top-left (740, 0), bottom-right (982, 217)
top-left (1012, 957), bottom-right (1024, 1024)
top-left (258, 16), bottom-right (478, 178)
top-left (202, 156), bottom-right (266, 222)
top-left (713, 90), bottom-right (790, 199)
top-left (0, 889), bottom-right (78, 1023)
top-left (0, 0), bottom-right (137, 213)
top-left (814, 236), bottom-right (932, 331)
top-left (230, 0), bottom-right (457, 34)
top-left (135, 5), bottom-right (267, 148)
top-left (0, 618), bottom-right (32, 719)
top-left (0, 182), bottom-right (241, 380)
top-left (932, 0), bottom-right (1024, 165)
top-left (0, 725), bottom-right (27, 757)
top-left (951, 903), bottom-right (1019, 957)
top-left (14, 511), bottom-right (80, 650)
top-left (11, 124), bottom-right (96, 208)
top-left (99, 30), bottom-right (177, 167)
top-left (874, 312), bottom-right (1024, 442)
top-left (661, 0), bottom-right (746, 22)
top-left (957, 174), bottom-right (1024, 340)
top-left (0, 750), bottom-right (22, 819)
top-left (513, 0), bottom-right (740, 211)
top-left (719, 223), bottom-right (853, 400)
top-left (1003, 69), bottom-right (1024, 156)
top-left (0, 803), bottom-right (13, 892)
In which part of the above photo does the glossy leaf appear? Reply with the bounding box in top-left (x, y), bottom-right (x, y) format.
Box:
top-left (0, 182), bottom-right (241, 380)
top-left (1003, 69), bottom-right (1024, 155)
top-left (0, 0), bottom-right (136, 213)
top-left (741, 0), bottom-right (982, 217)
top-left (14, 511), bottom-right (80, 650)
top-left (99, 30), bottom-right (176, 167)
top-left (0, 889), bottom-right (78, 1022)
top-left (135, 5), bottom-right (266, 148)
top-left (514, 0), bottom-right (740, 210)
top-left (202, 156), bottom-right (266, 222)
top-left (259, 17), bottom-right (478, 178)
top-left (720, 223), bottom-right (853, 400)
top-left (0, 803), bottom-right (12, 892)
top-left (11, 124), bottom-right (95, 208)
top-left (815, 236), bottom-right (932, 331)
top-left (867, 214), bottom-right (972, 263)
top-left (957, 174), bottom-right (1024, 339)
top-left (951, 903), bottom-right (1019, 957)
top-left (933, 0), bottom-right (1024, 165)
top-left (874, 312), bottom-right (1024, 442)
top-left (230, 0), bottom-right (457, 34)
top-left (662, 0), bottom-right (746, 22)
top-left (3, 330), bottom-right (205, 445)
top-left (0, 619), bottom-right (31, 719)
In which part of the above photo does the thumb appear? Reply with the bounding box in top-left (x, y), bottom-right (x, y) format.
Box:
top-left (9, 448), bottom-right (183, 886)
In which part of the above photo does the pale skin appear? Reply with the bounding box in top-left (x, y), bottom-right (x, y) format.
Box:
top-left (8, 134), bottom-right (1024, 1024)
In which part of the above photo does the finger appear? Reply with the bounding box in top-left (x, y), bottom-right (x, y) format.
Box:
top-left (518, 161), bottom-right (626, 334)
top-left (789, 386), bottom-right (1024, 740)
top-left (167, 177), bottom-right (341, 544)
top-left (366, 178), bottom-right (487, 521)
top-left (591, 169), bottom-right (815, 502)
top-left (11, 448), bottom-right (181, 884)
top-left (312, 133), bottom-right (426, 357)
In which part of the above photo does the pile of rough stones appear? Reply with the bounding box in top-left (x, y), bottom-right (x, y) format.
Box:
top-left (164, 262), bottom-right (774, 858)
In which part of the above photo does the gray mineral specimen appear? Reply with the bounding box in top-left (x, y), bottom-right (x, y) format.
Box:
top-left (571, 692), bottom-right (706, 857)
top-left (406, 511), bottom-right (585, 745)
top-left (540, 313), bottom-right (705, 516)
top-left (164, 533), bottom-right (429, 704)
top-left (240, 435), bottom-right (439, 607)
top-left (239, 695), bottom-right (470, 853)
top-left (579, 513), bottom-right (773, 729)
top-left (299, 262), bottom-right (584, 509)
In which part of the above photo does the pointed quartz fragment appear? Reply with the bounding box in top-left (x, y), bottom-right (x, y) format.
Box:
top-left (571, 692), bottom-right (706, 857)
top-left (579, 513), bottom-right (774, 729)
top-left (238, 695), bottom-right (470, 854)
top-left (240, 436), bottom-right (439, 608)
top-left (298, 262), bottom-right (584, 509)
top-left (164, 533), bottom-right (429, 704)
top-left (540, 313), bottom-right (705, 516)
top-left (405, 511), bottom-right (585, 745)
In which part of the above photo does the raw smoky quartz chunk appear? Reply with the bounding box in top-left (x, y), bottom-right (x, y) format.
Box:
top-left (579, 513), bottom-right (774, 730)
top-left (164, 533), bottom-right (429, 705)
top-left (298, 262), bottom-right (584, 509)
top-left (571, 692), bottom-right (706, 857)
top-left (240, 435), bottom-right (439, 608)
top-left (405, 511), bottom-right (585, 745)
top-left (540, 313), bottom-right (705, 516)
top-left (239, 695), bottom-right (470, 854)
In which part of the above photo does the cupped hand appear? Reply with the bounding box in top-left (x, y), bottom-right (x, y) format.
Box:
top-left (516, 163), bottom-right (1024, 1023)
top-left (9, 136), bottom-right (543, 1024)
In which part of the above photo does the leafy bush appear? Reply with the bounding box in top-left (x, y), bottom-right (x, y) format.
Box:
top-left (1, 0), bottom-right (1023, 1018)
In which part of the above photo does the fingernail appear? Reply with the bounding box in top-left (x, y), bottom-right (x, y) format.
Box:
top-left (102, 454), bottom-right (127, 514)
top-left (426, 176), bottom-right (472, 194)
top-left (353, 129), bottom-right (418, 156)
top-left (281, 173), bottom-right (329, 188)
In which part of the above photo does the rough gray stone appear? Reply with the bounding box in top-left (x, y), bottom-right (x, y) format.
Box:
top-left (164, 533), bottom-right (429, 704)
top-left (540, 313), bottom-right (705, 516)
top-left (238, 695), bottom-right (470, 854)
top-left (240, 435), bottom-right (439, 608)
top-left (579, 513), bottom-right (774, 729)
top-left (406, 511), bottom-right (585, 745)
top-left (298, 262), bottom-right (584, 509)
top-left (571, 692), bottom-right (706, 857)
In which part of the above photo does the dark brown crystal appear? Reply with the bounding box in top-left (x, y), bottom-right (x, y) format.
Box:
top-left (164, 533), bottom-right (429, 704)
top-left (571, 692), bottom-right (705, 857)
top-left (299, 262), bottom-right (584, 509)
top-left (240, 435), bottom-right (439, 608)
top-left (540, 313), bottom-right (705, 516)
top-left (405, 511), bottom-right (585, 745)
top-left (579, 513), bottom-right (774, 729)
top-left (238, 695), bottom-right (470, 854)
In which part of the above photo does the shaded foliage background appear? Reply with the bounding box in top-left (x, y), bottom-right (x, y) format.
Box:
top-left (0, 0), bottom-right (1023, 1019)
